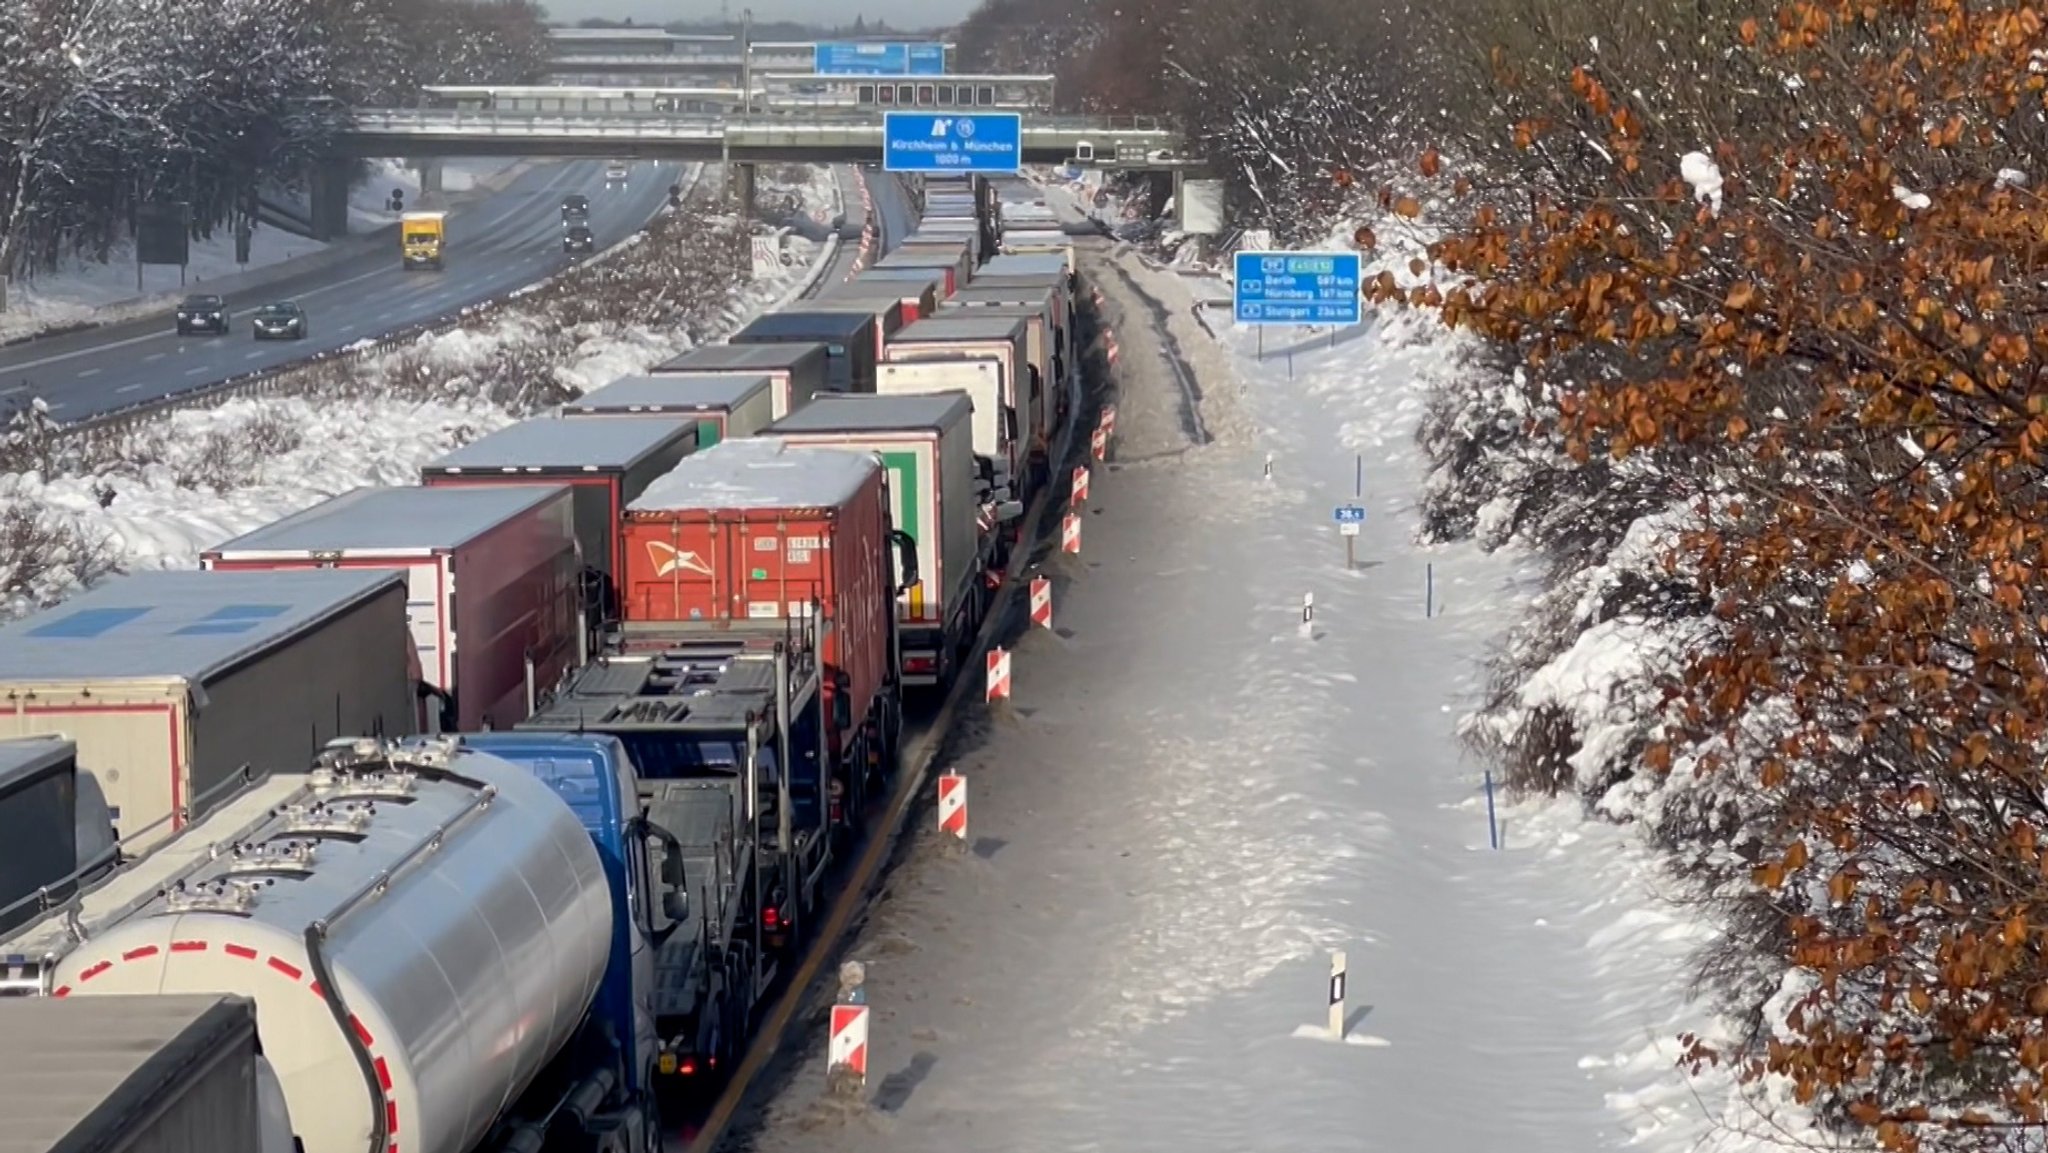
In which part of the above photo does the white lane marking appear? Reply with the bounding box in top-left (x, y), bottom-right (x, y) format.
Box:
top-left (185, 367), bottom-right (205, 376)
top-left (143, 352), bottom-right (164, 362)
top-left (116, 383), bottom-right (142, 394)
top-left (77, 367), bottom-right (100, 377)
top-left (243, 351), bottom-right (265, 360)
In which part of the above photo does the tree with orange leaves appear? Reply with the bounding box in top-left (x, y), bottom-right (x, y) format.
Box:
top-left (1394, 0), bottom-right (2048, 1146)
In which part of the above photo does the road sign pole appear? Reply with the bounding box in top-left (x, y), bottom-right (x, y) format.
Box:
top-left (1346, 535), bottom-right (1355, 571)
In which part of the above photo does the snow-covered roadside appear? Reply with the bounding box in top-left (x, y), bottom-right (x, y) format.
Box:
top-left (0, 158), bottom-right (525, 345)
top-left (721, 232), bottom-right (1785, 1153)
top-left (0, 164), bottom-right (838, 620)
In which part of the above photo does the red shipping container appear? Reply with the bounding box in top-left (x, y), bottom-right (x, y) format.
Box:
top-left (618, 439), bottom-right (903, 762)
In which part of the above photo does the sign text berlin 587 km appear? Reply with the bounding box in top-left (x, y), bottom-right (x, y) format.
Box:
top-left (1233, 251), bottom-right (1363, 326)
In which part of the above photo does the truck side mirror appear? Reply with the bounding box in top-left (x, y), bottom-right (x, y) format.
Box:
top-left (995, 500), bottom-right (1025, 524)
top-left (639, 819), bottom-right (689, 945)
top-left (888, 529), bottom-right (920, 596)
top-left (1004, 408), bottom-right (1017, 442)
top-left (832, 669), bottom-right (854, 731)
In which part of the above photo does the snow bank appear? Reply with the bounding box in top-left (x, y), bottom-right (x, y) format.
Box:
top-left (1204, 208), bottom-right (1803, 1150)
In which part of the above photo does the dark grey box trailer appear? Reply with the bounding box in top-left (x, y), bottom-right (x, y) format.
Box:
top-left (828, 275), bottom-right (942, 323)
top-left (778, 297), bottom-right (905, 370)
top-left (729, 311), bottom-right (879, 396)
top-left (652, 341), bottom-right (831, 421)
top-left (0, 994), bottom-right (292, 1153)
top-left (840, 268), bottom-right (947, 318)
top-left (421, 415), bottom-right (700, 585)
top-left (0, 737), bottom-right (78, 934)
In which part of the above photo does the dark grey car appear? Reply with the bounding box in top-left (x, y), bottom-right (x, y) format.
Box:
top-left (563, 225), bottom-right (596, 255)
top-left (174, 294), bottom-right (229, 336)
top-left (251, 301), bottom-right (307, 341)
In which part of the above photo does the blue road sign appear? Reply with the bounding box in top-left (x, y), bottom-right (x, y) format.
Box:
top-left (1334, 506), bottom-right (1367, 524)
top-left (815, 41), bottom-right (946, 75)
top-left (883, 112), bottom-right (1022, 174)
top-left (1234, 251), bottom-right (1363, 326)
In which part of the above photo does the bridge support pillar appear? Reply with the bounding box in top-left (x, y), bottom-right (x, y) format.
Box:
top-left (308, 158), bottom-right (353, 241)
top-left (728, 162), bottom-right (757, 220)
top-left (414, 159), bottom-right (444, 198)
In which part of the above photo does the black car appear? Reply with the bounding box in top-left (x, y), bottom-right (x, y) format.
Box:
top-left (251, 301), bottom-right (307, 341)
top-left (561, 194), bottom-right (590, 223)
top-left (174, 294), bottom-right (229, 336)
top-left (563, 225), bottom-right (596, 255)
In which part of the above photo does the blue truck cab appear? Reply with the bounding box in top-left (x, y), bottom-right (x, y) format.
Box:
top-left (454, 732), bottom-right (691, 1108)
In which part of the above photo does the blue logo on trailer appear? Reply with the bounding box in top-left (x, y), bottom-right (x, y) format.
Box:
top-left (815, 41), bottom-right (947, 75)
top-left (1233, 251), bottom-right (1363, 326)
top-left (883, 112), bottom-right (1022, 174)
top-left (1333, 506), bottom-right (1366, 524)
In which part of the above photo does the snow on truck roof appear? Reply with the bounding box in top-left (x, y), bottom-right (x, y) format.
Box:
top-left (208, 484), bottom-right (571, 555)
top-left (425, 415), bottom-right (695, 472)
top-left (658, 342), bottom-right (828, 373)
top-left (0, 995), bottom-right (258, 1147)
top-left (767, 393), bottom-right (971, 435)
top-left (568, 373), bottom-right (771, 413)
top-left (630, 437), bottom-right (876, 514)
top-left (0, 569), bottom-right (403, 684)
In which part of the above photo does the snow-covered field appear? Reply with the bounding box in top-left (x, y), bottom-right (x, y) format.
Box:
top-left (0, 158), bottom-right (523, 344)
top-left (0, 164), bottom-right (836, 620)
top-left (723, 229), bottom-right (1792, 1152)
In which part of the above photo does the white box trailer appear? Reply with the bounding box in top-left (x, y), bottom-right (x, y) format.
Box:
top-left (0, 995), bottom-right (294, 1153)
top-left (935, 300), bottom-right (1060, 447)
top-left (761, 394), bottom-right (993, 688)
top-left (887, 313), bottom-right (1045, 495)
top-left (202, 484), bottom-right (581, 735)
top-left (875, 359), bottom-right (1020, 504)
top-left (563, 372), bottom-right (776, 443)
top-left (949, 283), bottom-right (1071, 388)
top-left (0, 569), bottom-right (417, 850)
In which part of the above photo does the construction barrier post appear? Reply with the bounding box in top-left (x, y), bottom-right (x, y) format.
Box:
top-left (1091, 426), bottom-right (1107, 461)
top-left (1071, 465), bottom-right (1090, 507)
top-left (1302, 592), bottom-right (1314, 624)
top-left (985, 647), bottom-right (1012, 701)
top-left (827, 1001), bottom-right (870, 1096)
top-left (1328, 951), bottom-right (1347, 1039)
top-left (1099, 403), bottom-right (1117, 437)
top-left (938, 771), bottom-right (967, 841)
top-left (1029, 576), bottom-right (1053, 629)
top-left (1061, 513), bottom-right (1082, 555)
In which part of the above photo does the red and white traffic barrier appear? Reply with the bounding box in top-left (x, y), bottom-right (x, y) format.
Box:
top-left (1091, 427), bottom-right (1107, 461)
top-left (986, 647), bottom-right (1012, 701)
top-left (938, 771), bottom-right (967, 840)
top-left (1029, 576), bottom-right (1053, 629)
top-left (1071, 465), bottom-right (1090, 507)
top-left (1105, 333), bottom-right (1121, 365)
top-left (1061, 513), bottom-right (1082, 555)
top-left (828, 1003), bottom-right (870, 1092)
top-left (1100, 404), bottom-right (1117, 437)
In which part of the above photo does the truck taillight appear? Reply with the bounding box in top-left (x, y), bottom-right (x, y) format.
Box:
top-left (762, 906), bottom-right (780, 930)
top-left (903, 655), bottom-right (937, 674)
top-left (678, 1057), bottom-right (698, 1076)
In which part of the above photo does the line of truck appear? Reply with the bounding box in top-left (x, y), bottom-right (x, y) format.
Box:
top-left (0, 172), bottom-right (1089, 1153)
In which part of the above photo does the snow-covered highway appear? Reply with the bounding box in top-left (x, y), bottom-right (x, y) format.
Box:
top-left (0, 159), bottom-right (683, 423)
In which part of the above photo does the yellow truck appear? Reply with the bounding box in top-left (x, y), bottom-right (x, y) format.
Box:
top-left (401, 210), bottom-right (447, 270)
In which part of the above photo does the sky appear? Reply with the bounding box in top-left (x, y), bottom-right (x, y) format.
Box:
top-left (541, 0), bottom-right (976, 27)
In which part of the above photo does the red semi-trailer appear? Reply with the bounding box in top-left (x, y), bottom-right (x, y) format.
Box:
top-left (201, 484), bottom-right (582, 733)
top-left (617, 437), bottom-right (914, 833)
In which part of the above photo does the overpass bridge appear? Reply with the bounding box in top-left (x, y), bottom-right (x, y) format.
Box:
top-left (303, 106), bottom-right (1193, 240)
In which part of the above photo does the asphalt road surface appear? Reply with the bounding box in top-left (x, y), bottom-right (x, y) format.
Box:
top-left (1, 159), bottom-right (685, 422)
